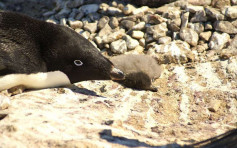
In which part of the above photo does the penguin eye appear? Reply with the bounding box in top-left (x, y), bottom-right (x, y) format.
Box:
top-left (74, 60), bottom-right (83, 66)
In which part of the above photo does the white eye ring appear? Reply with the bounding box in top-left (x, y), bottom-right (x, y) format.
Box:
top-left (74, 60), bottom-right (83, 66)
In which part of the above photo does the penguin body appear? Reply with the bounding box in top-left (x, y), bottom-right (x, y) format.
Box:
top-left (110, 54), bottom-right (162, 92)
top-left (0, 11), bottom-right (124, 91)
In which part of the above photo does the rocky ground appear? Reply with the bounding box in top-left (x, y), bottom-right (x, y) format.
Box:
top-left (0, 0), bottom-right (237, 147)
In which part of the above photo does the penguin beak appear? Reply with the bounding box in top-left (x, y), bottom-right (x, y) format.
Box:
top-left (110, 67), bottom-right (125, 80)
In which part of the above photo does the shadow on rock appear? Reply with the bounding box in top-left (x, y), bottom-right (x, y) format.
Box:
top-left (99, 129), bottom-right (182, 148)
top-left (68, 85), bottom-right (103, 97)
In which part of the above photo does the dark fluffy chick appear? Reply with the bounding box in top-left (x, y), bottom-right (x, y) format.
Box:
top-left (110, 54), bottom-right (162, 92)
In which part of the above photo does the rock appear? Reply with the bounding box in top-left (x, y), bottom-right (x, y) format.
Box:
top-left (133, 6), bottom-right (149, 15)
top-left (205, 7), bottom-right (225, 21)
top-left (187, 0), bottom-right (212, 5)
top-left (147, 40), bottom-right (194, 64)
top-left (139, 38), bottom-right (146, 47)
top-left (68, 20), bottom-right (83, 29)
top-left (109, 17), bottom-right (119, 29)
top-left (168, 18), bottom-right (181, 32)
top-left (107, 7), bottom-right (122, 15)
top-left (214, 21), bottom-right (237, 34)
top-left (185, 5), bottom-right (204, 13)
top-left (97, 23), bottom-right (112, 37)
top-left (83, 22), bottom-right (97, 33)
top-left (101, 29), bottom-right (126, 44)
top-left (75, 11), bottom-right (84, 20)
top-left (181, 12), bottom-right (189, 29)
top-left (0, 95), bottom-right (10, 110)
top-left (188, 23), bottom-right (204, 34)
top-left (124, 35), bottom-right (139, 50)
top-left (212, 0), bottom-right (231, 9)
top-left (121, 20), bottom-right (135, 30)
top-left (147, 22), bottom-right (168, 40)
top-left (205, 22), bottom-right (213, 30)
top-left (99, 3), bottom-right (109, 14)
top-left (110, 39), bottom-right (127, 54)
top-left (145, 14), bottom-right (167, 24)
top-left (208, 100), bottom-right (222, 112)
top-left (55, 8), bottom-right (71, 20)
top-left (66, 0), bottom-right (84, 8)
top-left (162, 7), bottom-right (181, 19)
top-left (131, 31), bottom-right (144, 39)
top-left (80, 31), bottom-right (90, 39)
top-left (180, 28), bottom-right (199, 46)
top-left (220, 35), bottom-right (237, 58)
top-left (158, 36), bottom-right (172, 44)
top-left (200, 31), bottom-right (212, 41)
top-left (97, 16), bottom-right (109, 30)
top-left (222, 6), bottom-right (237, 19)
top-left (195, 43), bottom-right (209, 53)
top-left (60, 18), bottom-right (67, 26)
top-left (209, 32), bottom-right (230, 50)
top-left (190, 10), bottom-right (208, 23)
top-left (132, 22), bottom-right (146, 30)
top-left (79, 4), bottom-right (99, 15)
top-left (123, 4), bottom-right (135, 15)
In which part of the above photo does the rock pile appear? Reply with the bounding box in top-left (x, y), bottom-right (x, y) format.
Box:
top-left (40, 0), bottom-right (237, 64)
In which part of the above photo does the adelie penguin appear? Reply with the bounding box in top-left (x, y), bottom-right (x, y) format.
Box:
top-left (0, 11), bottom-right (125, 91)
top-left (110, 54), bottom-right (163, 92)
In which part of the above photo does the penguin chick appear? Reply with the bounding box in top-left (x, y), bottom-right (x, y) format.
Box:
top-left (0, 11), bottom-right (124, 91)
top-left (110, 54), bottom-right (162, 91)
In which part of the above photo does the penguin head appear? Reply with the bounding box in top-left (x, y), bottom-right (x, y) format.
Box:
top-left (43, 25), bottom-right (125, 83)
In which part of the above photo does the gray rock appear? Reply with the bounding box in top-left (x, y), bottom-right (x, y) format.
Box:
top-left (168, 19), bottom-right (181, 32)
top-left (98, 16), bottom-right (110, 30)
top-left (162, 7), bottom-right (181, 20)
top-left (144, 14), bottom-right (167, 25)
top-left (214, 21), bottom-right (237, 34)
top-left (209, 32), bottom-right (230, 50)
top-left (66, 0), bottom-right (84, 8)
top-left (75, 11), bottom-right (84, 20)
top-left (121, 20), bottom-right (135, 30)
top-left (97, 23), bottom-right (112, 37)
top-left (180, 28), bottom-right (199, 46)
top-left (124, 35), bottom-right (139, 50)
top-left (190, 10), bottom-right (208, 22)
top-left (88, 12), bottom-right (101, 22)
top-left (79, 4), bottom-right (99, 15)
top-left (131, 31), bottom-right (144, 39)
top-left (55, 8), bottom-right (71, 20)
top-left (147, 40), bottom-right (194, 64)
top-left (221, 35), bottom-right (237, 58)
top-left (147, 22), bottom-right (168, 40)
top-left (110, 39), bottom-right (127, 54)
top-left (205, 7), bottom-right (225, 20)
top-left (107, 7), bottom-right (122, 15)
top-left (109, 17), bottom-right (119, 29)
top-left (188, 23), bottom-right (204, 34)
top-left (83, 22), bottom-right (98, 33)
top-left (222, 6), bottom-right (237, 19)
top-left (200, 31), bottom-right (212, 41)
